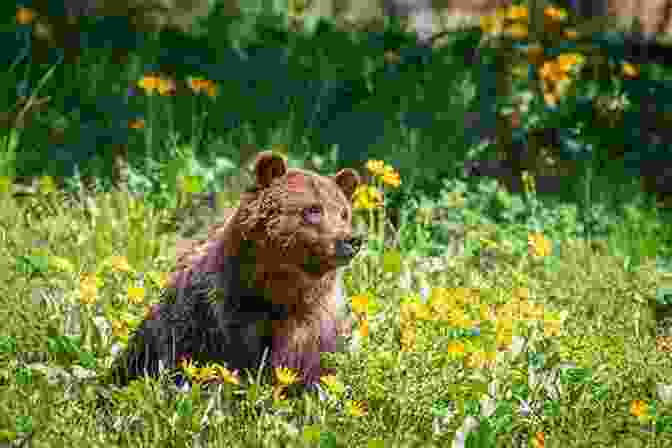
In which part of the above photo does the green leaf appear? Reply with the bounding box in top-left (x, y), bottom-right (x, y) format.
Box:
top-left (301, 424), bottom-right (322, 443)
top-left (382, 249), bottom-right (402, 275)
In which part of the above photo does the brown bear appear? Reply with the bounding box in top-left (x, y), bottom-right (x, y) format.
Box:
top-left (110, 151), bottom-right (361, 388)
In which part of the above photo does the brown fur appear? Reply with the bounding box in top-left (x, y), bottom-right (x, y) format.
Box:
top-left (113, 151), bottom-right (360, 386)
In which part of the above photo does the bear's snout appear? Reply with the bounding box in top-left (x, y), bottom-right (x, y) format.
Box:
top-left (334, 236), bottom-right (362, 261)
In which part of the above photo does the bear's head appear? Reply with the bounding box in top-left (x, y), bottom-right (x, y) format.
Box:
top-left (236, 152), bottom-right (362, 287)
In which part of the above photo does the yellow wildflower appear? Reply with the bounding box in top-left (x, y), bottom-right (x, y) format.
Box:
top-left (350, 293), bottom-right (369, 315)
top-left (622, 62), bottom-right (639, 78)
top-left (564, 29), bottom-right (579, 39)
top-left (320, 374), bottom-right (346, 395)
top-left (466, 349), bottom-right (496, 369)
top-left (505, 23), bottom-right (528, 39)
top-left (187, 77), bottom-right (219, 98)
top-left (447, 341), bottom-right (466, 359)
top-left (79, 273), bottom-right (101, 305)
top-left (129, 119), bottom-right (145, 129)
top-left (557, 53), bottom-right (585, 72)
top-left (212, 364), bottom-right (240, 385)
top-left (381, 165), bottom-right (401, 188)
top-left (532, 431), bottom-right (545, 448)
top-left (544, 6), bottom-right (567, 21)
top-left (480, 13), bottom-right (503, 35)
top-left (111, 319), bottom-right (129, 340)
top-left (106, 255), bottom-right (133, 273)
top-left (366, 160), bottom-right (386, 177)
top-left (127, 285), bottom-right (146, 305)
top-left (630, 400), bottom-right (648, 418)
top-left (358, 317), bottom-right (369, 338)
top-left (275, 367), bottom-right (300, 385)
top-left (137, 75), bottom-right (176, 96)
top-left (345, 400), bottom-right (368, 417)
top-left (539, 61), bottom-right (569, 83)
top-left (16, 7), bottom-right (36, 25)
top-left (506, 5), bottom-right (528, 21)
top-left (353, 185), bottom-right (383, 210)
top-left (528, 232), bottom-right (552, 258)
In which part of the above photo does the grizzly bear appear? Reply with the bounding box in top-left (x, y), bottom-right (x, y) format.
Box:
top-left (110, 151), bottom-right (361, 388)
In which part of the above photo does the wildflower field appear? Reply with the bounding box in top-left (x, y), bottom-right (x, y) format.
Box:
top-left (2, 1), bottom-right (672, 446)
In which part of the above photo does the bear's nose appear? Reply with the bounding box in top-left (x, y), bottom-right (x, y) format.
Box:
top-left (334, 236), bottom-right (362, 260)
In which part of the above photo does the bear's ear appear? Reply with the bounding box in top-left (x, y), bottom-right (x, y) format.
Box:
top-left (254, 151), bottom-right (287, 189)
top-left (333, 169), bottom-right (360, 200)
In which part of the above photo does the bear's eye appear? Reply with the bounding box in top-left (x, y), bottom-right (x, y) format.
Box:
top-left (303, 205), bottom-right (322, 225)
top-left (340, 209), bottom-right (348, 221)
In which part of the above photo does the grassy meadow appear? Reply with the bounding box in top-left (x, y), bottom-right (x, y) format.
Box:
top-left (2, 1), bottom-right (672, 447)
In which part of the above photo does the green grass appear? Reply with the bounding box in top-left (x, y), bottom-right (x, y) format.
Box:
top-left (3, 1), bottom-right (672, 445)
top-left (1, 166), bottom-right (672, 447)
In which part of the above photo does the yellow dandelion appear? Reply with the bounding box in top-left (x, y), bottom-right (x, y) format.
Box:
top-left (218, 367), bottom-right (241, 385)
top-left (16, 7), bottom-right (36, 25)
top-left (528, 232), bottom-right (552, 258)
top-left (381, 166), bottom-right (401, 188)
top-left (411, 302), bottom-right (432, 321)
top-left (137, 75), bottom-right (175, 96)
top-left (345, 400), bottom-right (368, 417)
top-left (275, 367), bottom-right (300, 385)
top-left (557, 53), bottom-right (585, 72)
top-left (358, 317), bottom-right (369, 338)
top-left (449, 309), bottom-right (475, 329)
top-left (187, 77), bottom-right (219, 98)
top-left (564, 28), bottom-right (579, 39)
top-left (480, 14), bottom-right (503, 35)
top-left (513, 287), bottom-right (530, 300)
top-left (127, 285), bottom-right (146, 305)
top-left (630, 400), bottom-right (648, 418)
top-left (79, 273), bottom-right (101, 305)
top-left (466, 349), bottom-right (496, 369)
top-left (505, 23), bottom-right (528, 39)
top-left (353, 185), bottom-right (383, 211)
top-left (129, 119), bottom-right (145, 129)
top-left (506, 5), bottom-right (528, 21)
top-left (320, 375), bottom-right (345, 395)
top-left (544, 6), bottom-right (567, 21)
top-left (480, 303), bottom-right (494, 321)
top-left (622, 62), bottom-right (639, 78)
top-left (191, 365), bottom-right (211, 383)
top-left (496, 327), bottom-right (513, 349)
top-left (350, 293), bottom-right (369, 315)
top-left (447, 341), bottom-right (466, 359)
top-left (543, 91), bottom-right (559, 107)
top-left (111, 319), bottom-right (129, 340)
top-left (401, 325), bottom-right (416, 351)
top-left (532, 431), bottom-right (545, 448)
top-left (366, 160), bottom-right (386, 177)
top-left (539, 61), bottom-right (569, 83)
top-left (106, 255), bottom-right (132, 273)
